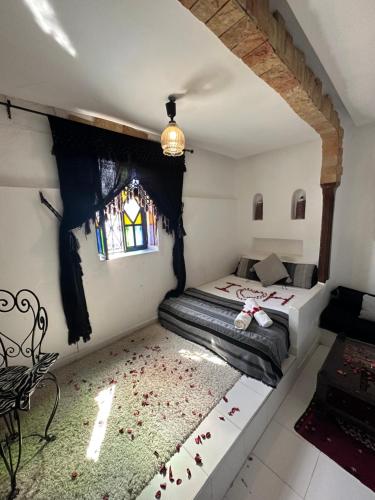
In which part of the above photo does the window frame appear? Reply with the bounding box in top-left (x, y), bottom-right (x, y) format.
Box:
top-left (95, 189), bottom-right (157, 261)
top-left (122, 204), bottom-right (148, 252)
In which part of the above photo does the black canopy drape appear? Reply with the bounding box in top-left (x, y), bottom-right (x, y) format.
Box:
top-left (48, 116), bottom-right (186, 345)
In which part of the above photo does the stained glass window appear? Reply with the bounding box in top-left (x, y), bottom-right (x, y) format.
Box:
top-left (95, 212), bottom-right (106, 261)
top-left (95, 180), bottom-right (158, 260)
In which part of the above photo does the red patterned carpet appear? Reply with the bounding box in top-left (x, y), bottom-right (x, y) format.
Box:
top-left (295, 400), bottom-right (375, 493)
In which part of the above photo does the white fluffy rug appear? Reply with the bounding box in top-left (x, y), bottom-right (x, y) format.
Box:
top-left (0, 324), bottom-right (240, 499)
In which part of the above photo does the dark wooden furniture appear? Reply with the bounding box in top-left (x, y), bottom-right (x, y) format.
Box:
top-left (316, 336), bottom-right (375, 437)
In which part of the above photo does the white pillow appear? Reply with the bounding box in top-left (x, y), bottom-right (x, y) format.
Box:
top-left (359, 294), bottom-right (375, 322)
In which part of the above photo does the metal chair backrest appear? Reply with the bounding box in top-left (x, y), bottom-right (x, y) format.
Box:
top-left (0, 289), bottom-right (48, 368)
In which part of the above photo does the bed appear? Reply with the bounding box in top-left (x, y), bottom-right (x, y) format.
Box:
top-left (159, 273), bottom-right (326, 387)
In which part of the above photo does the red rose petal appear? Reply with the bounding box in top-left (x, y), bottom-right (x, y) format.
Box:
top-left (223, 396), bottom-right (228, 403)
top-left (159, 464), bottom-right (167, 476)
top-left (155, 491), bottom-right (161, 499)
top-left (219, 416), bottom-right (225, 421)
top-left (195, 453), bottom-right (203, 466)
top-left (71, 471), bottom-right (78, 480)
top-left (176, 443), bottom-right (181, 452)
top-left (160, 483), bottom-right (166, 490)
top-left (206, 432), bottom-right (211, 439)
top-left (176, 479), bottom-right (182, 485)
top-left (187, 468), bottom-right (192, 479)
top-left (169, 465), bottom-right (174, 482)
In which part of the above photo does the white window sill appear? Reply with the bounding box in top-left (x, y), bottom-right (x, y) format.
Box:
top-left (105, 246), bottom-right (159, 261)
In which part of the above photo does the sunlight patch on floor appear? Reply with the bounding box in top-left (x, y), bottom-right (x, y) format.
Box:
top-left (179, 348), bottom-right (226, 365)
top-left (86, 385), bottom-right (115, 462)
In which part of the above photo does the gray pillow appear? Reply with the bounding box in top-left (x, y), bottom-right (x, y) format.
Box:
top-left (253, 253), bottom-right (290, 287)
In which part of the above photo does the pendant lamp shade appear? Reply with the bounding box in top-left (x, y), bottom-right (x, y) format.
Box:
top-left (161, 96), bottom-right (185, 157)
top-left (161, 121), bottom-right (185, 156)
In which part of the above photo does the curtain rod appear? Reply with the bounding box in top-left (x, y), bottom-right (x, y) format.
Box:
top-left (0, 99), bottom-right (51, 119)
top-left (0, 98), bottom-right (194, 153)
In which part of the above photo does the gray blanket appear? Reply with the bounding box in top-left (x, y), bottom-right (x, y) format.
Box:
top-left (158, 288), bottom-right (290, 387)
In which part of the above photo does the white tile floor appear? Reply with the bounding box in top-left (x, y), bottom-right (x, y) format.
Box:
top-left (224, 345), bottom-right (375, 500)
top-left (138, 354), bottom-right (297, 499)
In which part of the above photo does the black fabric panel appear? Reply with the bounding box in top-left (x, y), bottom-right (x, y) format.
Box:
top-left (330, 286), bottom-right (370, 314)
top-left (311, 265), bottom-right (318, 287)
top-left (320, 286), bottom-right (375, 346)
top-left (49, 115), bottom-right (186, 173)
top-left (320, 303), bottom-right (358, 335)
top-left (59, 227), bottom-right (92, 344)
top-left (320, 303), bottom-right (375, 345)
top-left (48, 116), bottom-right (186, 344)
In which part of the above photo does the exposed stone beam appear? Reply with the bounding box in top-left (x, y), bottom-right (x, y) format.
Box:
top-left (179, 0), bottom-right (343, 281)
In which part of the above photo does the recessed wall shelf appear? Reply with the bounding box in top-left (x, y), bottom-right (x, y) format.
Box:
top-left (291, 189), bottom-right (306, 220)
top-left (253, 193), bottom-right (263, 221)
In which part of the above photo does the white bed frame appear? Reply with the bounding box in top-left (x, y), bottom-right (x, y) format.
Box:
top-left (288, 282), bottom-right (326, 363)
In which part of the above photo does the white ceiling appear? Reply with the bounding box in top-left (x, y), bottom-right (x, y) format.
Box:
top-left (0, 0), bottom-right (318, 159)
top-left (287, 0), bottom-right (375, 127)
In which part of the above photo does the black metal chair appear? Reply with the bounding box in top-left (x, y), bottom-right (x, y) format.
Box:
top-left (0, 289), bottom-right (60, 499)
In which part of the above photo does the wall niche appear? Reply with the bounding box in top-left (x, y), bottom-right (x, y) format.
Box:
top-left (291, 189), bottom-right (306, 220)
top-left (253, 193), bottom-right (263, 220)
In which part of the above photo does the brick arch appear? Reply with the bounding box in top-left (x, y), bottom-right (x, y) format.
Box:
top-left (179, 0), bottom-right (343, 282)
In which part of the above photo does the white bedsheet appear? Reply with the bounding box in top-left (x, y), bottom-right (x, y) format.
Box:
top-left (197, 275), bottom-right (316, 314)
top-left (197, 275), bottom-right (326, 359)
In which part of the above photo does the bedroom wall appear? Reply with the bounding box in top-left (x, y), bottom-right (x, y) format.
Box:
top-left (0, 109), bottom-right (238, 365)
top-left (330, 122), bottom-right (375, 294)
top-left (235, 140), bottom-right (323, 263)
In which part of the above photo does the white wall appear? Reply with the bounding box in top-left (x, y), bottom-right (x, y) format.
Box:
top-left (0, 109), bottom-right (238, 364)
top-left (235, 140), bottom-right (323, 263)
top-left (330, 122), bottom-right (375, 293)
top-left (234, 124), bottom-right (375, 296)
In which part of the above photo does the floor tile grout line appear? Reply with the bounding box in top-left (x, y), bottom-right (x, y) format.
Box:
top-left (273, 416), bottom-right (322, 454)
top-left (303, 451), bottom-right (321, 499)
top-left (252, 452), bottom-right (304, 499)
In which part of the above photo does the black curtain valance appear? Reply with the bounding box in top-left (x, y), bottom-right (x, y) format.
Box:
top-left (48, 116), bottom-right (186, 345)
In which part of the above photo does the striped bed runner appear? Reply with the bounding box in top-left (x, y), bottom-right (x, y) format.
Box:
top-left (159, 288), bottom-right (290, 388)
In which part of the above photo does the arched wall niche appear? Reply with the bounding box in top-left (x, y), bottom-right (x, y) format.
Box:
top-left (253, 193), bottom-right (263, 220)
top-left (291, 189), bottom-right (306, 220)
